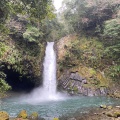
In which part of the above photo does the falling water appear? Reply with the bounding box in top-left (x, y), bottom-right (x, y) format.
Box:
top-left (21, 42), bottom-right (65, 103)
top-left (43, 42), bottom-right (57, 99)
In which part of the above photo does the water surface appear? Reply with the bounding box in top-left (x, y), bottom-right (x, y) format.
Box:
top-left (0, 96), bottom-right (119, 119)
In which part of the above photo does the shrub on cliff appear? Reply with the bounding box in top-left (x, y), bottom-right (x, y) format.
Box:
top-left (23, 26), bottom-right (43, 43)
top-left (0, 71), bottom-right (11, 94)
top-left (102, 19), bottom-right (120, 46)
top-left (61, 0), bottom-right (120, 35)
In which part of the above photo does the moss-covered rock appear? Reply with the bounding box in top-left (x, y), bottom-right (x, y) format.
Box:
top-left (113, 111), bottom-right (120, 118)
top-left (107, 106), bottom-right (113, 110)
top-left (0, 111), bottom-right (9, 120)
top-left (105, 109), bottom-right (120, 118)
top-left (100, 105), bottom-right (107, 109)
top-left (17, 110), bottom-right (28, 119)
top-left (106, 111), bottom-right (114, 117)
top-left (56, 35), bottom-right (119, 96)
top-left (29, 112), bottom-right (38, 120)
top-left (53, 118), bottom-right (59, 120)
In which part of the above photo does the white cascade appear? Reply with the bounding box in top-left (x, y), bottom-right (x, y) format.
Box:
top-left (43, 42), bottom-right (57, 99)
top-left (24, 42), bottom-right (65, 103)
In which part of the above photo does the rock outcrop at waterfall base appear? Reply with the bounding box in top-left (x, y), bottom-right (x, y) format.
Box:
top-left (58, 71), bottom-right (108, 96)
top-left (56, 34), bottom-right (120, 97)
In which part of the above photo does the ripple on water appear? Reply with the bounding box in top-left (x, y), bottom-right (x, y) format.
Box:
top-left (0, 96), bottom-right (120, 119)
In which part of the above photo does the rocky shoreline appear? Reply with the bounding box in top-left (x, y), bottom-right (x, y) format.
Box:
top-left (59, 105), bottom-right (120, 120)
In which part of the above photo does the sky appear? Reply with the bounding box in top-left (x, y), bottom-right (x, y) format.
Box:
top-left (53, 0), bottom-right (63, 10)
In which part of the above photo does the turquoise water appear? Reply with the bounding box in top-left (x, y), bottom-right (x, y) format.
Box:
top-left (0, 96), bottom-right (119, 119)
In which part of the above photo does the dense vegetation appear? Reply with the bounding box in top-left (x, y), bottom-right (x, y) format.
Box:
top-left (57, 0), bottom-right (120, 94)
top-left (0, 0), bottom-right (60, 95)
top-left (0, 0), bottom-right (120, 96)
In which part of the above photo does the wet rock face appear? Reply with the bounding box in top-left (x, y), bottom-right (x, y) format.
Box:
top-left (58, 71), bottom-right (108, 96)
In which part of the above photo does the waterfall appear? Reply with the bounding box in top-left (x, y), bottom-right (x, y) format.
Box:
top-left (24, 42), bottom-right (65, 103)
top-left (43, 42), bottom-right (57, 99)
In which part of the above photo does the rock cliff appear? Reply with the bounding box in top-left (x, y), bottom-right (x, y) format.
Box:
top-left (56, 34), bottom-right (119, 97)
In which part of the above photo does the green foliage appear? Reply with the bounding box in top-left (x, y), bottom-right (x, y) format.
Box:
top-left (61, 0), bottom-right (119, 35)
top-left (0, 24), bottom-right (10, 34)
top-left (0, 0), bottom-right (55, 36)
top-left (58, 0), bottom-right (120, 85)
top-left (0, 34), bottom-right (43, 83)
top-left (109, 65), bottom-right (120, 80)
top-left (102, 17), bottom-right (120, 67)
top-left (0, 0), bottom-right (55, 94)
top-left (104, 44), bottom-right (120, 60)
top-left (21, 0), bottom-right (54, 21)
top-left (58, 37), bottom-right (105, 70)
top-left (0, 0), bottom-right (9, 22)
top-left (0, 71), bottom-right (11, 93)
top-left (73, 86), bottom-right (78, 93)
top-left (103, 19), bottom-right (120, 45)
top-left (23, 26), bottom-right (42, 42)
top-left (0, 42), bottom-right (9, 58)
top-left (42, 18), bottom-right (67, 41)
top-left (73, 37), bottom-right (105, 69)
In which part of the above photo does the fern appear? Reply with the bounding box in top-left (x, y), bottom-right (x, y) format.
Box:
top-left (23, 26), bottom-right (43, 42)
top-left (103, 19), bottom-right (120, 42)
top-left (110, 65), bottom-right (120, 79)
top-left (0, 71), bottom-right (11, 93)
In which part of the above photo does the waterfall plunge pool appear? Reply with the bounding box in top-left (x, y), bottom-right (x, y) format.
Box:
top-left (0, 95), bottom-right (120, 119)
top-left (1, 42), bottom-right (119, 119)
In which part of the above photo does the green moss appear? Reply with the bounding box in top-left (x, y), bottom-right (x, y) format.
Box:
top-left (0, 111), bottom-right (9, 120)
top-left (17, 110), bottom-right (28, 119)
top-left (29, 112), bottom-right (38, 120)
top-left (73, 86), bottom-right (78, 93)
top-left (57, 35), bottom-right (112, 92)
top-left (89, 68), bottom-right (96, 75)
top-left (53, 118), bottom-right (59, 120)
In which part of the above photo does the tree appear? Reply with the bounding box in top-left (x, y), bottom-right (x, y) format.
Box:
top-left (61, 0), bottom-right (120, 35)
